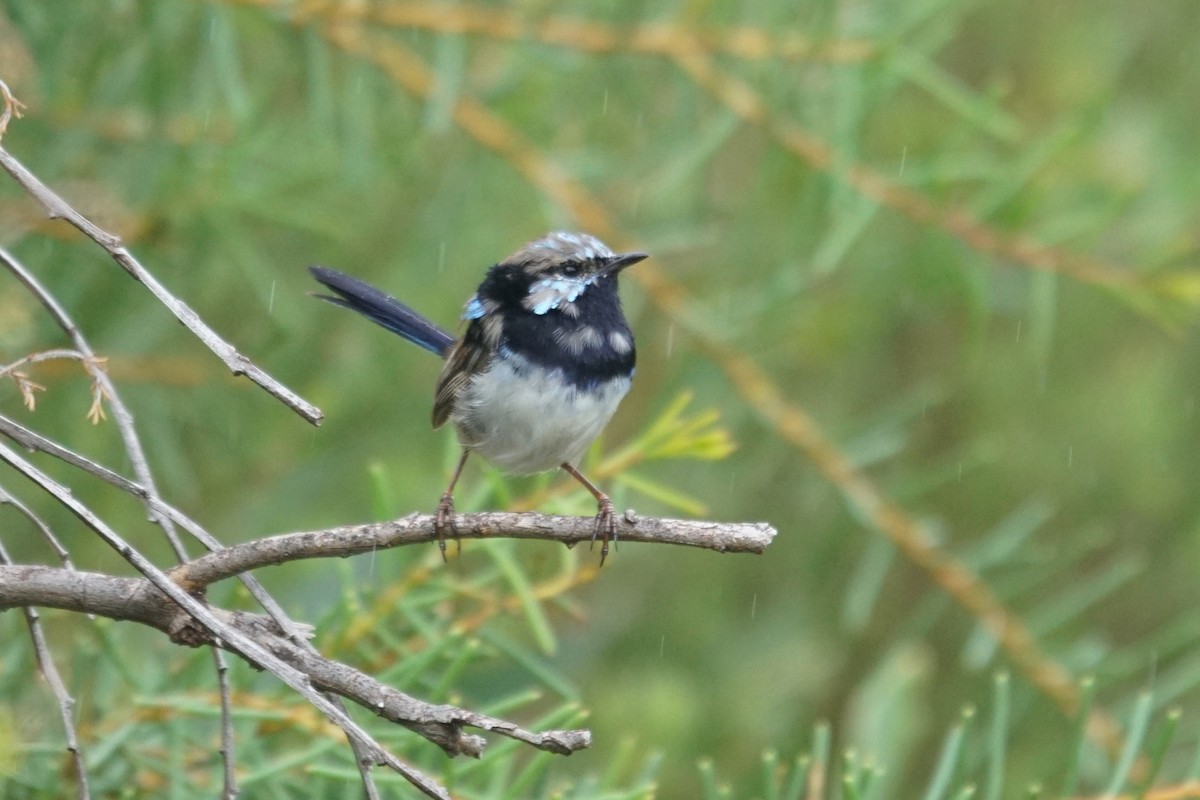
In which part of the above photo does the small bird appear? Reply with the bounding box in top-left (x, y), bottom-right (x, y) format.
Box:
top-left (310, 232), bottom-right (647, 563)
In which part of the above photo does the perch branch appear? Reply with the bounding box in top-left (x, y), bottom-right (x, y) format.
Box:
top-left (0, 409), bottom-right (770, 761)
top-left (0, 420), bottom-right (608, 770)
top-left (170, 511), bottom-right (778, 591)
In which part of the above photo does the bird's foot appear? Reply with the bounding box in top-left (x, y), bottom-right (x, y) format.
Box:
top-left (435, 493), bottom-right (460, 560)
top-left (590, 496), bottom-right (617, 566)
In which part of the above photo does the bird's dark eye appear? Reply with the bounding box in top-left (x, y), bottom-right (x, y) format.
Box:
top-left (561, 262), bottom-right (580, 277)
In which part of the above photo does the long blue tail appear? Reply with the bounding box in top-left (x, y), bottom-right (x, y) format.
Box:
top-left (309, 266), bottom-right (454, 357)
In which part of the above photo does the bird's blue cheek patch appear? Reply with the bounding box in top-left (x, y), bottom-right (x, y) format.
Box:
top-left (526, 276), bottom-right (596, 315)
top-left (464, 295), bottom-right (487, 320)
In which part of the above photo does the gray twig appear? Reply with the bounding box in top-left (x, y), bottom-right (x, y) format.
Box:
top-left (0, 151), bottom-right (322, 425)
top-left (0, 495), bottom-right (89, 800)
top-left (0, 477), bottom-right (77, 571)
top-left (1, 248), bottom-right (188, 555)
top-left (0, 246), bottom-right (242, 797)
top-left (0, 410), bottom-right (393, 795)
top-left (0, 347), bottom-right (93, 377)
top-left (0, 411), bottom-right (379, 793)
top-left (0, 440), bottom-right (447, 799)
top-left (0, 564), bottom-right (593, 760)
top-left (0, 411), bottom-right (329, 642)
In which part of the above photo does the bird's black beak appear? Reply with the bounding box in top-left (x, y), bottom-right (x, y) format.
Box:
top-left (604, 251), bottom-right (649, 275)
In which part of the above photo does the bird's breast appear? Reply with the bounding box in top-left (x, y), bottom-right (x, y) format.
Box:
top-left (451, 351), bottom-right (631, 475)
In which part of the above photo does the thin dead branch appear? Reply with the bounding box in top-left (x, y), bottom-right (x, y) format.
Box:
top-left (0, 564), bottom-right (593, 760)
top-left (0, 499), bottom-right (88, 800)
top-left (0, 148), bottom-right (322, 425)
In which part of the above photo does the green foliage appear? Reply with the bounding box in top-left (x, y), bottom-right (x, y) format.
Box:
top-left (3, 0), bottom-right (1200, 798)
top-left (704, 683), bottom-right (1192, 800)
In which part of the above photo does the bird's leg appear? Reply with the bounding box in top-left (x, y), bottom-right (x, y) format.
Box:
top-left (560, 462), bottom-right (616, 565)
top-left (436, 449), bottom-right (470, 560)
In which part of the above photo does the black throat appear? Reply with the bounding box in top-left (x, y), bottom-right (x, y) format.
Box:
top-left (473, 264), bottom-right (636, 389)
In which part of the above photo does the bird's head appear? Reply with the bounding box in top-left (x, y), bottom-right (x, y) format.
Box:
top-left (504, 232), bottom-right (647, 317)
top-left (464, 232), bottom-right (648, 321)
top-left (512, 232), bottom-right (646, 278)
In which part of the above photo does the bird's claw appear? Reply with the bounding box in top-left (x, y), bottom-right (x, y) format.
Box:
top-left (590, 496), bottom-right (617, 566)
top-left (435, 493), bottom-right (459, 560)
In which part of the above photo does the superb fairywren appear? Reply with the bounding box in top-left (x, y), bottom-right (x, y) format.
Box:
top-left (310, 232), bottom-right (647, 563)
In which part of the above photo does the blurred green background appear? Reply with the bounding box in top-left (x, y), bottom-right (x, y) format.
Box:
top-left (3, 1), bottom-right (1200, 797)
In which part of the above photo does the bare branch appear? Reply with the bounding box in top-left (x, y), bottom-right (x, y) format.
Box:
top-left (170, 511), bottom-right (778, 591)
top-left (0, 408), bottom-right (769, 763)
top-left (0, 413), bottom-right (383, 797)
top-left (0, 440), bottom-right (447, 798)
top-left (0, 153), bottom-right (323, 425)
top-left (0, 505), bottom-right (88, 800)
top-left (0, 412), bottom-right (334, 643)
top-left (0, 411), bottom-right (775, 588)
top-left (0, 412), bottom-right (390, 795)
top-left (1, 246), bottom-right (242, 792)
top-left (0, 348), bottom-right (93, 378)
top-left (0, 564), bottom-right (592, 760)
top-left (0, 412), bottom-right (335, 641)
top-left (2, 248), bottom-right (186, 550)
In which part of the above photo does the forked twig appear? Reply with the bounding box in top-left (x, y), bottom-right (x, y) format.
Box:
top-left (0, 439), bottom-right (451, 798)
top-left (0, 564), bottom-right (593, 758)
top-left (0, 245), bottom-right (242, 794)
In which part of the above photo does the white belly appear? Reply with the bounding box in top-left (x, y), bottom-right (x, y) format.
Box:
top-left (451, 355), bottom-right (630, 474)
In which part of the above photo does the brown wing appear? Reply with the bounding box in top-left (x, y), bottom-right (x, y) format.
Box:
top-left (432, 333), bottom-right (493, 428)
